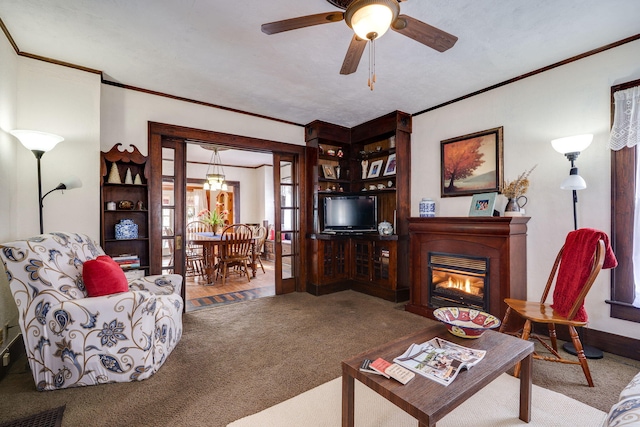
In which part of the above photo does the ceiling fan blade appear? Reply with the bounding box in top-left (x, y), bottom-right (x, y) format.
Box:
top-left (391, 14), bottom-right (458, 52)
top-left (261, 12), bottom-right (344, 35)
top-left (340, 34), bottom-right (367, 75)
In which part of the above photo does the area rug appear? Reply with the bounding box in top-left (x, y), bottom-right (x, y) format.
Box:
top-left (186, 287), bottom-right (273, 311)
top-left (228, 374), bottom-right (607, 427)
top-left (0, 405), bottom-right (65, 427)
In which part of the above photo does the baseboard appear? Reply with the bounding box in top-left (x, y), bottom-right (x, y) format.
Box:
top-left (533, 324), bottom-right (640, 361)
top-left (0, 334), bottom-right (25, 381)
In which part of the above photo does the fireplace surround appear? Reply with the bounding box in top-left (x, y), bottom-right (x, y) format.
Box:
top-left (406, 217), bottom-right (529, 324)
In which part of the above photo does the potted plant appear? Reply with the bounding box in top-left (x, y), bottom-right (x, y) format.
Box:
top-left (197, 207), bottom-right (228, 233)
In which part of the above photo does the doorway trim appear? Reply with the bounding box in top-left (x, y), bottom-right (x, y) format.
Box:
top-left (148, 121), bottom-right (309, 294)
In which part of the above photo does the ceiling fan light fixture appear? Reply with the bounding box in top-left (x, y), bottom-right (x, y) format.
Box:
top-left (346, 0), bottom-right (399, 40)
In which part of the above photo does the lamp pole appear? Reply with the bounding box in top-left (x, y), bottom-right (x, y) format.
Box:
top-left (33, 150), bottom-right (46, 234)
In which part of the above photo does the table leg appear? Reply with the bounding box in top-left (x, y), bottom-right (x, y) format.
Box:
top-left (519, 352), bottom-right (532, 423)
top-left (342, 374), bottom-right (355, 427)
top-left (251, 243), bottom-right (257, 277)
top-left (202, 244), bottom-right (216, 284)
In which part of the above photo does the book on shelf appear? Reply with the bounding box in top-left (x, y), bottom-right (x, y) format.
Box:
top-left (368, 357), bottom-right (415, 385)
top-left (112, 254), bottom-right (139, 261)
top-left (111, 254), bottom-right (141, 270)
top-left (119, 263), bottom-right (141, 270)
top-left (393, 337), bottom-right (486, 386)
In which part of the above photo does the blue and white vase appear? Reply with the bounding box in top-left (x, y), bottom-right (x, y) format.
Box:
top-left (115, 219), bottom-right (138, 240)
top-left (419, 198), bottom-right (436, 217)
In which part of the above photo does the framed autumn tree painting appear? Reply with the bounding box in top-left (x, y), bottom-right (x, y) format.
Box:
top-left (440, 127), bottom-right (504, 197)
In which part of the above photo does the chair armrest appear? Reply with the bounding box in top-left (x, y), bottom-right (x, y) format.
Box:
top-left (128, 274), bottom-right (183, 296)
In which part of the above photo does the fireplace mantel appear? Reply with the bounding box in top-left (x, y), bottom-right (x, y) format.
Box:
top-left (405, 217), bottom-right (529, 324)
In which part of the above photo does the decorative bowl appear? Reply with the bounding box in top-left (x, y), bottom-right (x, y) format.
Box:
top-left (433, 307), bottom-right (501, 339)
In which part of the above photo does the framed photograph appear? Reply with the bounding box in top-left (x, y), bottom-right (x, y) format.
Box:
top-left (469, 192), bottom-right (498, 217)
top-left (322, 164), bottom-right (336, 179)
top-left (383, 153), bottom-right (396, 176)
top-left (367, 159), bottom-right (384, 178)
top-left (441, 127), bottom-right (504, 197)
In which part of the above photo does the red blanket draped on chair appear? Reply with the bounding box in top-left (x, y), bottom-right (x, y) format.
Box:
top-left (551, 228), bottom-right (618, 322)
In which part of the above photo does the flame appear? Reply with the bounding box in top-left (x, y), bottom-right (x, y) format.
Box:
top-left (442, 275), bottom-right (481, 296)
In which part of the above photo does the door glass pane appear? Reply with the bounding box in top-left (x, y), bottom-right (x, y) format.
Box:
top-left (162, 148), bottom-right (174, 176)
top-left (280, 160), bottom-right (296, 281)
top-left (163, 179), bottom-right (175, 206)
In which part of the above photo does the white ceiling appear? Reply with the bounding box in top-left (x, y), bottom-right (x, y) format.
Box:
top-left (2, 0), bottom-right (640, 166)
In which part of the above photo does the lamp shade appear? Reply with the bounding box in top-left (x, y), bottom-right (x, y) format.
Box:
top-left (61, 175), bottom-right (83, 190)
top-left (10, 130), bottom-right (64, 152)
top-left (551, 134), bottom-right (593, 154)
top-left (560, 173), bottom-right (587, 190)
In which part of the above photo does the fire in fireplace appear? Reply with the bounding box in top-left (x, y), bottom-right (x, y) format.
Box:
top-left (428, 252), bottom-right (489, 311)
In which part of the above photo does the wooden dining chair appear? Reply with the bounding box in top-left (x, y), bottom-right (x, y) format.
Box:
top-left (216, 224), bottom-right (253, 285)
top-left (186, 220), bottom-right (212, 279)
top-left (499, 228), bottom-right (617, 387)
top-left (252, 225), bottom-right (268, 273)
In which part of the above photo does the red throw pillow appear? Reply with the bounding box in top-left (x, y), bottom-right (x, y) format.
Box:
top-left (83, 255), bottom-right (129, 297)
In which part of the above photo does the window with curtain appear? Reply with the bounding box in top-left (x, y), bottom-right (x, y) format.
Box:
top-left (609, 81), bottom-right (640, 320)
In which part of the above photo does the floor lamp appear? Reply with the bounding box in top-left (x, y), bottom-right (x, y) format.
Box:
top-left (10, 130), bottom-right (65, 234)
top-left (551, 134), bottom-right (603, 359)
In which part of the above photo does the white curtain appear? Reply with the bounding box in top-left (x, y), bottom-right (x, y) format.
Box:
top-left (609, 86), bottom-right (640, 306)
top-left (193, 189), bottom-right (209, 216)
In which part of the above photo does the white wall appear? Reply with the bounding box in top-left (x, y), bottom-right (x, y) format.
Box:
top-left (100, 85), bottom-right (304, 155)
top-left (0, 28), bottom-right (19, 353)
top-left (411, 39), bottom-right (640, 340)
top-left (14, 59), bottom-right (101, 238)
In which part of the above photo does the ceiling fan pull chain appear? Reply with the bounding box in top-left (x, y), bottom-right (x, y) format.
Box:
top-left (368, 38), bottom-right (376, 91)
top-left (372, 38), bottom-right (377, 89)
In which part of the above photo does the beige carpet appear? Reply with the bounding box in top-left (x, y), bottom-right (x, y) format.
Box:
top-left (228, 373), bottom-right (607, 427)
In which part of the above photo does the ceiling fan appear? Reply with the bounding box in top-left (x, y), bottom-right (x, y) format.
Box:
top-left (261, 0), bottom-right (458, 79)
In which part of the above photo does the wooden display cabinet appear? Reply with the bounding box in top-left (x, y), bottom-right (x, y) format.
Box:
top-left (100, 144), bottom-right (150, 275)
top-left (307, 235), bottom-right (351, 295)
top-left (305, 111), bottom-right (412, 302)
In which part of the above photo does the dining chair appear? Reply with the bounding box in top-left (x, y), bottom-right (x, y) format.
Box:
top-left (252, 225), bottom-right (268, 273)
top-left (216, 224), bottom-right (254, 285)
top-left (186, 220), bottom-right (212, 279)
top-left (499, 228), bottom-right (617, 387)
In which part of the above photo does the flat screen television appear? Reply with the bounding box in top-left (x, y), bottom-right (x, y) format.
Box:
top-left (323, 195), bottom-right (377, 233)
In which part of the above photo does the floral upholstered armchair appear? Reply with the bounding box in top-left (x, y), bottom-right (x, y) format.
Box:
top-left (0, 232), bottom-right (183, 390)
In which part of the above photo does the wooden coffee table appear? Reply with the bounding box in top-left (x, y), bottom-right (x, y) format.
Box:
top-left (341, 323), bottom-right (534, 427)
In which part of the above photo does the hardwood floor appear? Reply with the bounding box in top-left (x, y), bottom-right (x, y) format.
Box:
top-left (185, 258), bottom-right (275, 311)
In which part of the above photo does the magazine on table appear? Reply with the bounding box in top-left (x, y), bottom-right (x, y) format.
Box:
top-left (392, 337), bottom-right (486, 386)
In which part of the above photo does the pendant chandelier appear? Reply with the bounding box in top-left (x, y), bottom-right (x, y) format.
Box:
top-left (203, 147), bottom-right (228, 191)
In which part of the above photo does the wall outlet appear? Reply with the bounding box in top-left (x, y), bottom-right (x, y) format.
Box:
top-left (2, 352), bottom-right (9, 367)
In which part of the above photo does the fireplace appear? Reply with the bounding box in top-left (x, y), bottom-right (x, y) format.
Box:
top-left (405, 217), bottom-right (529, 323)
top-left (429, 252), bottom-right (489, 311)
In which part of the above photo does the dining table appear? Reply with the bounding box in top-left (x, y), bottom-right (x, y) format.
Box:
top-left (187, 232), bottom-right (258, 284)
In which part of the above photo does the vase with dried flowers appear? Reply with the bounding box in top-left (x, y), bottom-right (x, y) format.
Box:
top-left (503, 165), bottom-right (537, 215)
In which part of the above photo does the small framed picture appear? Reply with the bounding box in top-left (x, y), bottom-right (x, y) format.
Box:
top-left (367, 160), bottom-right (384, 178)
top-left (469, 192), bottom-right (498, 217)
top-left (383, 154), bottom-right (396, 176)
top-left (322, 164), bottom-right (336, 179)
